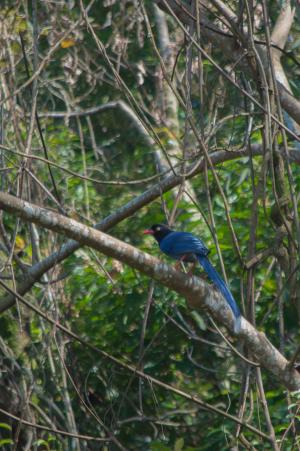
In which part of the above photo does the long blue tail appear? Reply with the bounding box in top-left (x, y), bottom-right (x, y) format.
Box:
top-left (197, 256), bottom-right (241, 333)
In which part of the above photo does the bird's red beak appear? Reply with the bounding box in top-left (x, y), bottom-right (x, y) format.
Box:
top-left (143, 229), bottom-right (154, 235)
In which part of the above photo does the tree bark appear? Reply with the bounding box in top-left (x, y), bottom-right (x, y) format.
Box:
top-left (0, 191), bottom-right (300, 391)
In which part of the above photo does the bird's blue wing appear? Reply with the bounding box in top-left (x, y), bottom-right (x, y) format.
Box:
top-left (159, 231), bottom-right (209, 259)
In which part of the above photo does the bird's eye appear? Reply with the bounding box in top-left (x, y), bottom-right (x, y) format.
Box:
top-left (156, 227), bottom-right (161, 231)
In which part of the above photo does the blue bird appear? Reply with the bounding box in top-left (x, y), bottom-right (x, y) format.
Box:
top-left (143, 224), bottom-right (241, 333)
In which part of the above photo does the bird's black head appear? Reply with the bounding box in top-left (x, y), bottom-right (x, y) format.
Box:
top-left (143, 224), bottom-right (173, 242)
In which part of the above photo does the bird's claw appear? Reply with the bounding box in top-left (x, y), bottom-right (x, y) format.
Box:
top-left (174, 261), bottom-right (182, 271)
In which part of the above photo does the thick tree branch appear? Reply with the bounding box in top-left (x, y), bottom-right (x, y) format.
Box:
top-left (1, 144), bottom-right (299, 314)
top-left (271, 2), bottom-right (294, 50)
top-left (268, 2), bottom-right (300, 131)
top-left (0, 192), bottom-right (300, 391)
top-left (278, 83), bottom-right (300, 126)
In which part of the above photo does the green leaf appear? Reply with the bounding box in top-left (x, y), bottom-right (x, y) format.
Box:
top-left (0, 423), bottom-right (11, 430)
top-left (0, 439), bottom-right (14, 446)
top-left (174, 438), bottom-right (184, 451)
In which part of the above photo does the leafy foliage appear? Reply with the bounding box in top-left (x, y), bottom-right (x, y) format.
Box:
top-left (0, 0), bottom-right (300, 449)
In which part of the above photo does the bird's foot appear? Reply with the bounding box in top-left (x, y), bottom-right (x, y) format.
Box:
top-left (187, 261), bottom-right (197, 277)
top-left (174, 255), bottom-right (187, 271)
top-left (174, 260), bottom-right (182, 271)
